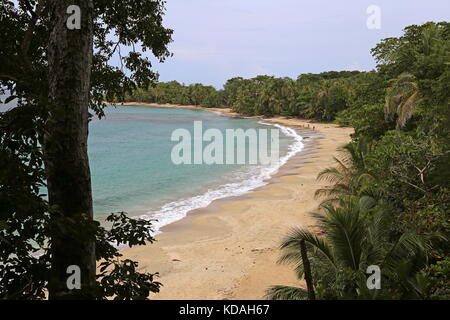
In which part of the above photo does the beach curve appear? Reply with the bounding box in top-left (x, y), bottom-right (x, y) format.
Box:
top-left (118, 103), bottom-right (354, 299)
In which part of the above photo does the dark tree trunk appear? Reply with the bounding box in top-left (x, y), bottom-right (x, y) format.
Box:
top-left (45, 0), bottom-right (95, 299)
top-left (300, 240), bottom-right (316, 300)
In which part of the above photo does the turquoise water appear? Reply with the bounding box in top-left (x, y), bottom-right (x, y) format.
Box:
top-left (0, 102), bottom-right (303, 232)
top-left (89, 106), bottom-right (302, 231)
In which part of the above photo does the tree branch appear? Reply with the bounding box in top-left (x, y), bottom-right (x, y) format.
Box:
top-left (0, 74), bottom-right (19, 82)
top-left (21, 0), bottom-right (47, 70)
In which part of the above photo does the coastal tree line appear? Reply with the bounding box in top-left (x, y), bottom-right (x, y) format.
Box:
top-left (125, 81), bottom-right (221, 108)
top-left (121, 21), bottom-right (450, 300)
top-left (124, 21), bottom-right (450, 299)
top-left (265, 21), bottom-right (450, 300)
top-left (0, 0), bottom-right (448, 301)
top-left (122, 70), bottom-right (386, 122)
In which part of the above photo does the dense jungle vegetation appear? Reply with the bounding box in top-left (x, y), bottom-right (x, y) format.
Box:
top-left (124, 21), bottom-right (450, 299)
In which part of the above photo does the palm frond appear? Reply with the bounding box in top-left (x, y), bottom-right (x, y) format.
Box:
top-left (382, 232), bottom-right (431, 275)
top-left (385, 73), bottom-right (420, 128)
top-left (397, 91), bottom-right (419, 128)
top-left (317, 166), bottom-right (348, 184)
top-left (265, 285), bottom-right (308, 300)
top-left (363, 205), bottom-right (393, 264)
top-left (321, 204), bottom-right (366, 270)
top-left (279, 228), bottom-right (336, 269)
top-left (314, 183), bottom-right (351, 200)
top-left (358, 195), bottom-right (377, 211)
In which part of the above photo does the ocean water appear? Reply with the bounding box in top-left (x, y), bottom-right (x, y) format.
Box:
top-left (89, 106), bottom-right (304, 232)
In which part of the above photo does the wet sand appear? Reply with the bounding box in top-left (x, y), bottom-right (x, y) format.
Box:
top-left (118, 102), bottom-right (353, 299)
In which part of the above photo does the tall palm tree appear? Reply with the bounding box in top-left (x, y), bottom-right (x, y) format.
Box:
top-left (265, 200), bottom-right (433, 300)
top-left (385, 73), bottom-right (420, 129)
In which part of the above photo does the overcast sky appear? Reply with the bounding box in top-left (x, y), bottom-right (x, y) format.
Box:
top-left (148, 0), bottom-right (449, 88)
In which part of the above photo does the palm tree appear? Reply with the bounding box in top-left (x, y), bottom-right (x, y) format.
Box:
top-left (265, 200), bottom-right (433, 300)
top-left (385, 73), bottom-right (420, 129)
top-left (420, 24), bottom-right (447, 57)
top-left (315, 141), bottom-right (377, 206)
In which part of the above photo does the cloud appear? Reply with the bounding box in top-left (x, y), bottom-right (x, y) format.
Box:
top-left (154, 0), bottom-right (450, 87)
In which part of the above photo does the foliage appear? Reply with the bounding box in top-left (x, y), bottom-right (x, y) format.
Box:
top-left (0, 0), bottom-right (172, 299)
top-left (1, 2), bottom-right (448, 301)
top-left (124, 71), bottom-right (387, 122)
top-left (0, 206), bottom-right (162, 299)
top-left (366, 131), bottom-right (449, 208)
top-left (94, 213), bottom-right (161, 300)
top-left (422, 257), bottom-right (450, 299)
top-left (336, 104), bottom-right (392, 140)
top-left (315, 140), bottom-right (379, 207)
top-left (266, 200), bottom-right (435, 300)
top-left (122, 81), bottom-right (222, 108)
top-left (269, 22), bottom-right (449, 300)
top-left (224, 73), bottom-right (364, 120)
top-left (385, 73), bottom-right (420, 129)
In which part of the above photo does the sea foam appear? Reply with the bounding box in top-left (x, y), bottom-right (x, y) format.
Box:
top-left (138, 122), bottom-right (304, 234)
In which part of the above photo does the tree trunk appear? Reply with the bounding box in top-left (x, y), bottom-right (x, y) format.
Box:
top-left (45, 0), bottom-right (95, 299)
top-left (300, 240), bottom-right (316, 300)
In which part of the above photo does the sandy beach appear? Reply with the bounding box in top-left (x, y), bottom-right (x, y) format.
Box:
top-left (119, 102), bottom-right (353, 299)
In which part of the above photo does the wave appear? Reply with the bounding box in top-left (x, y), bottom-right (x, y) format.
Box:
top-left (138, 122), bottom-right (304, 234)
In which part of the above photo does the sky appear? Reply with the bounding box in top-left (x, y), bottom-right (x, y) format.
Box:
top-left (147, 0), bottom-right (450, 88)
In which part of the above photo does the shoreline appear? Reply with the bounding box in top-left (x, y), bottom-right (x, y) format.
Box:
top-left (116, 101), bottom-right (243, 118)
top-left (119, 102), bottom-right (353, 299)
